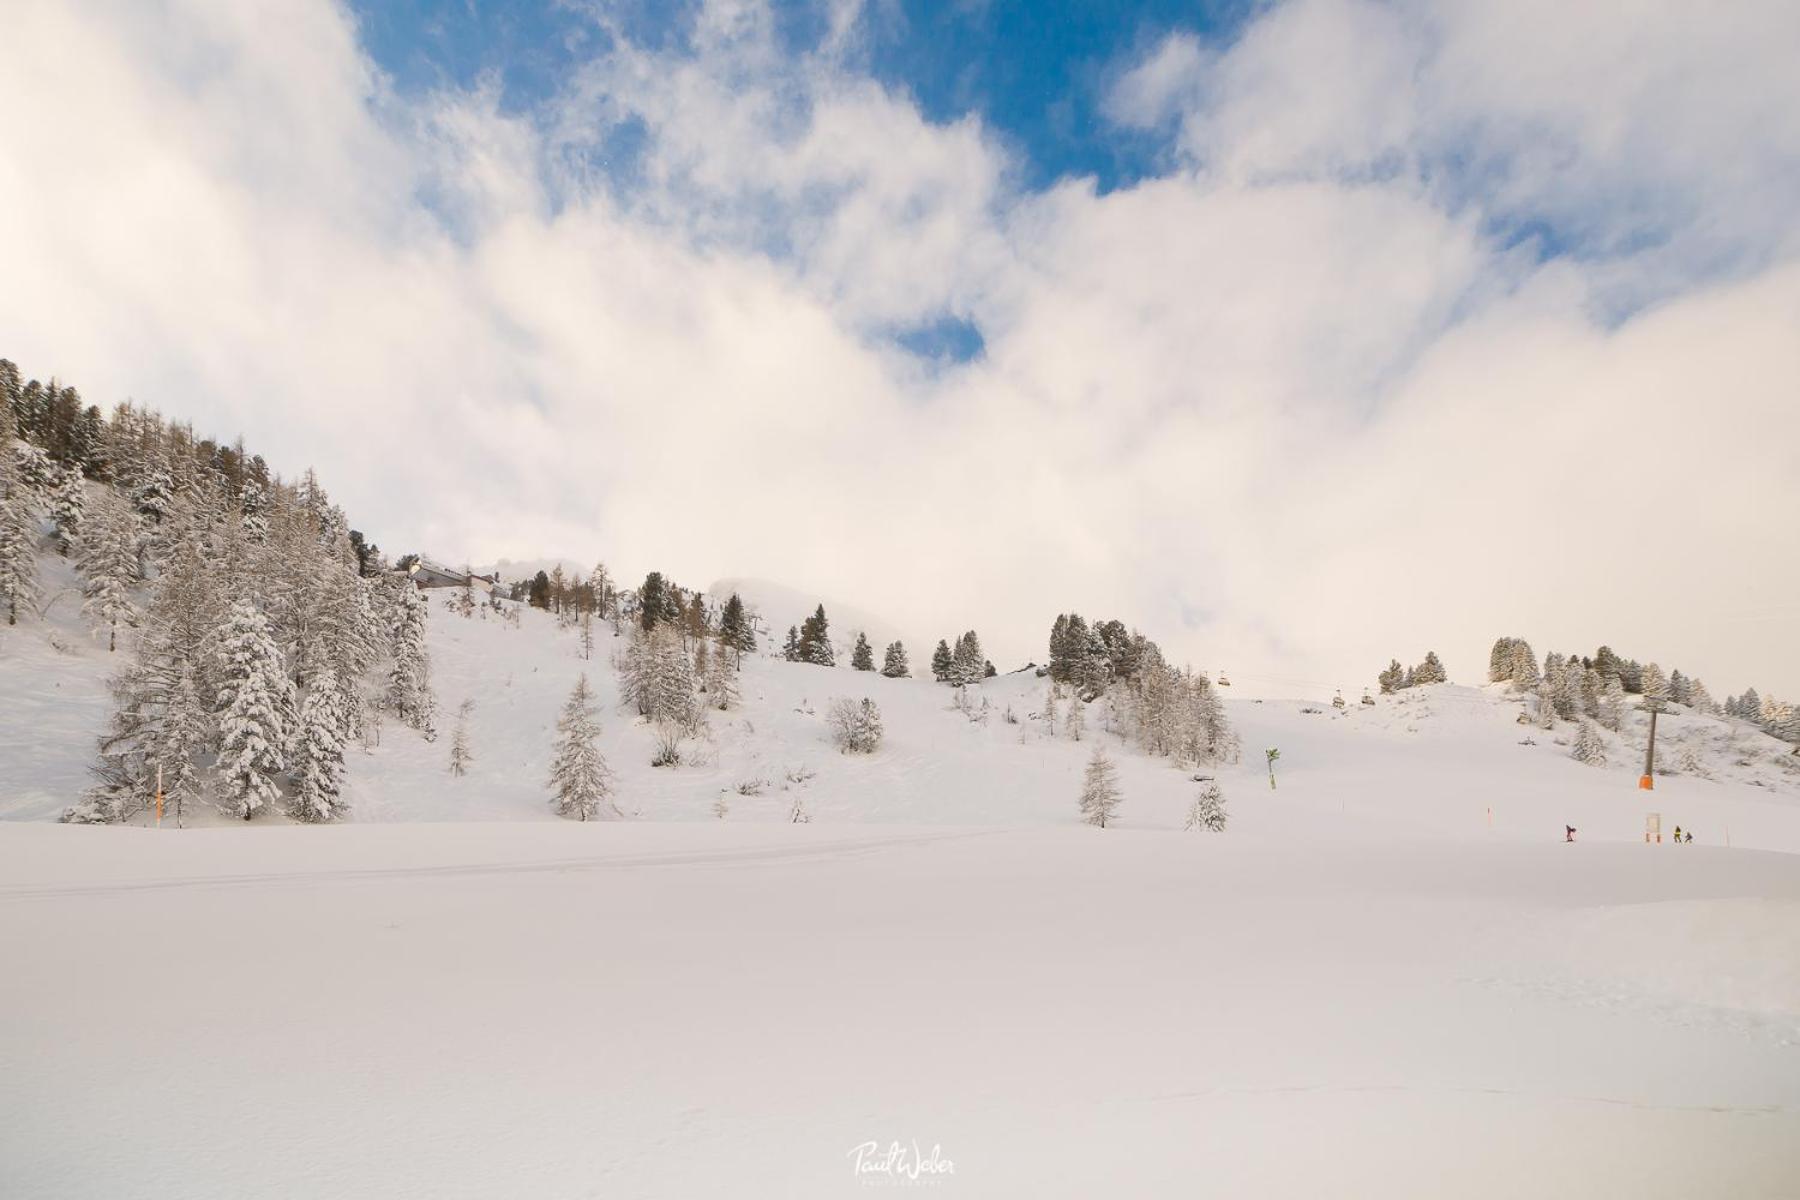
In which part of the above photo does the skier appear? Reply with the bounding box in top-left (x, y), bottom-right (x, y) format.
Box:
top-left (1565, 825), bottom-right (1577, 843)
top-left (1674, 825), bottom-right (1683, 843)
top-left (1684, 830), bottom-right (1694, 844)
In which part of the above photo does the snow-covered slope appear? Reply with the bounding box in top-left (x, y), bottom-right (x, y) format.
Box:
top-left (7, 562), bottom-right (1800, 1197)
top-left (6, 566), bottom-right (1800, 847)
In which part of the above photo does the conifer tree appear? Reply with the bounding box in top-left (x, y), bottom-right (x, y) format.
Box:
top-left (549, 675), bottom-right (615, 820)
top-left (1078, 746), bottom-right (1122, 828)
top-left (851, 631), bottom-right (875, 671)
top-left (1065, 695), bottom-right (1086, 742)
top-left (880, 640), bottom-right (909, 678)
top-left (1687, 679), bottom-right (1715, 714)
top-left (1042, 685), bottom-right (1059, 738)
top-left (449, 699), bottom-right (474, 777)
top-left (1598, 676), bottom-right (1627, 731)
top-left (783, 625), bottom-right (801, 662)
top-left (930, 638), bottom-right (953, 682)
top-left (48, 465), bottom-right (84, 554)
top-left (0, 458), bottom-right (40, 626)
top-left (1571, 720), bottom-right (1607, 766)
top-left (290, 668), bottom-right (350, 822)
top-left (1508, 641), bottom-right (1540, 691)
top-left (1186, 780), bottom-right (1227, 832)
top-left (215, 599), bottom-right (293, 820)
top-left (950, 631), bottom-right (985, 686)
top-left (154, 661), bottom-right (210, 827)
top-left (1377, 659), bottom-right (1405, 694)
top-left (1534, 679), bottom-right (1557, 729)
top-left (719, 592), bottom-right (754, 663)
top-left (1641, 662), bottom-right (1670, 709)
top-left (704, 640), bottom-right (739, 711)
top-left (388, 584), bottom-right (437, 739)
top-left (638, 571), bottom-right (670, 631)
top-left (797, 604), bottom-right (835, 666)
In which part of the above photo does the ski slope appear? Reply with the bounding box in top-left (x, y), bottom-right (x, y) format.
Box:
top-left (4, 586), bottom-right (1800, 1196)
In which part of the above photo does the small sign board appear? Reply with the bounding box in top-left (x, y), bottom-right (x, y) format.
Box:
top-left (1645, 813), bottom-right (1662, 844)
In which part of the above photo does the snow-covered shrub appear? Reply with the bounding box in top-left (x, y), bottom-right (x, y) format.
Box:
top-left (827, 697), bottom-right (884, 753)
top-left (1185, 781), bottom-right (1227, 832)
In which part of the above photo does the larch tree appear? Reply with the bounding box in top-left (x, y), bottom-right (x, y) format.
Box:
top-left (1065, 695), bottom-right (1086, 742)
top-left (388, 583), bottom-right (437, 739)
top-left (549, 675), bottom-right (616, 820)
top-left (78, 492), bottom-right (141, 651)
top-left (1079, 746), bottom-right (1122, 828)
top-left (449, 699), bottom-right (474, 777)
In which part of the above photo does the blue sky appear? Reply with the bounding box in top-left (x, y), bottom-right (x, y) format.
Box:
top-left (352, 0), bottom-right (1250, 193)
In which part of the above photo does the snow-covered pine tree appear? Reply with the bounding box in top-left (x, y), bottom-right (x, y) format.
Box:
top-left (1641, 663), bottom-right (1669, 709)
top-left (1553, 660), bottom-right (1585, 720)
top-left (930, 638), bottom-right (953, 682)
top-left (851, 632), bottom-right (875, 671)
top-left (718, 592), bottom-right (753, 664)
top-left (951, 631), bottom-right (985, 686)
top-left (1686, 679), bottom-right (1715, 714)
top-left (1185, 780), bottom-right (1227, 832)
top-left (1571, 720), bottom-right (1607, 766)
top-left (48, 465), bottom-right (84, 554)
top-left (1488, 637), bottom-right (1517, 683)
top-left (0, 445), bottom-right (39, 626)
top-left (783, 625), bottom-right (801, 662)
top-left (1668, 669), bottom-right (1691, 706)
top-left (449, 699), bottom-right (474, 776)
top-left (1534, 679), bottom-right (1557, 729)
top-left (1078, 746), bottom-right (1122, 828)
top-left (881, 640), bottom-right (909, 678)
top-left (215, 599), bottom-right (294, 820)
top-left (387, 583), bottom-right (436, 739)
top-left (290, 668), bottom-right (350, 822)
top-left (798, 605), bottom-right (835, 666)
top-left (1598, 676), bottom-right (1627, 731)
top-left (1508, 641), bottom-right (1540, 691)
top-left (1377, 659), bottom-right (1404, 694)
top-left (1042, 685), bottom-right (1059, 738)
top-left (549, 675), bottom-right (615, 820)
top-left (238, 478), bottom-right (270, 544)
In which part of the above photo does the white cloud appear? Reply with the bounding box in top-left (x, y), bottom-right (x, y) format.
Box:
top-left (1, 0), bottom-right (1796, 699)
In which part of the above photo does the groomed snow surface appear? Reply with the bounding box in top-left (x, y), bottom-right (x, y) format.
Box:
top-left (4, 592), bottom-right (1800, 1197)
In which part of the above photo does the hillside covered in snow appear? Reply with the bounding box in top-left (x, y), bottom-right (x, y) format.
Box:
top-left (4, 362), bottom-right (1800, 1198)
